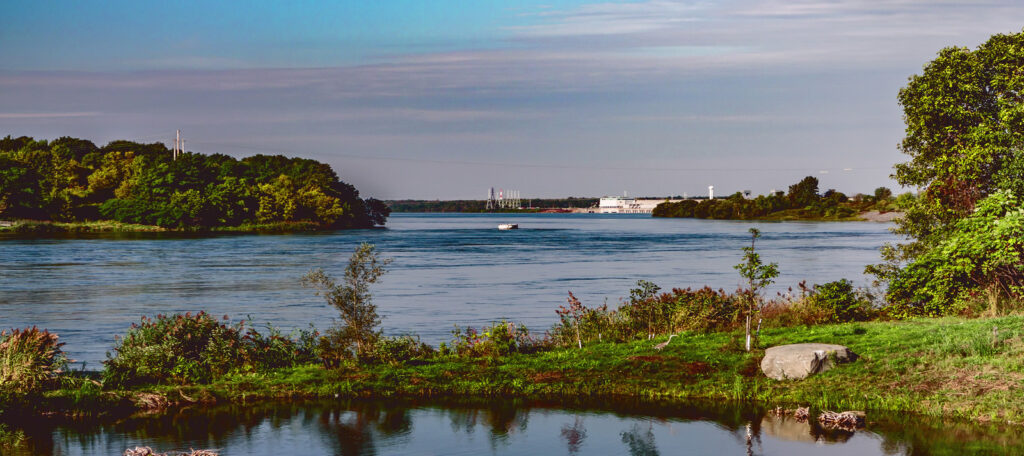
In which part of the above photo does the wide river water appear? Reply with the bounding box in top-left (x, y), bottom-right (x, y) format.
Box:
top-left (0, 213), bottom-right (897, 367)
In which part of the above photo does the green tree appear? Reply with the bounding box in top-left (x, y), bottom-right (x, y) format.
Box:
top-left (873, 187), bottom-right (893, 202)
top-left (886, 191), bottom-right (1024, 316)
top-left (787, 176), bottom-right (820, 208)
top-left (302, 243), bottom-right (393, 362)
top-left (870, 30), bottom-right (1024, 312)
top-left (734, 228), bottom-right (779, 351)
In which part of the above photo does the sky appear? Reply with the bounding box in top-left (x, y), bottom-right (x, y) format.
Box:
top-left (1, 1), bottom-right (1022, 199)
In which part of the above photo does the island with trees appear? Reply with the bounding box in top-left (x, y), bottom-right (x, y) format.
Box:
top-left (0, 136), bottom-right (389, 233)
top-left (652, 175), bottom-right (911, 220)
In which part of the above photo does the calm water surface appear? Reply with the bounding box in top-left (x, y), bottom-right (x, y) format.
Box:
top-left (0, 213), bottom-right (896, 366)
top-left (8, 399), bottom-right (1018, 455)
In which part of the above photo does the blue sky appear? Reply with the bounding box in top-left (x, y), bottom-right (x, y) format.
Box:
top-left (2, 0), bottom-right (1022, 198)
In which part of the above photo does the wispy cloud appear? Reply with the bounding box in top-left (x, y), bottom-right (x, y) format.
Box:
top-left (0, 111), bottom-right (101, 119)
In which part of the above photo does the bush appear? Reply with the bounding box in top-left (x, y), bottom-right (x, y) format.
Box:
top-left (104, 312), bottom-right (317, 387)
top-left (806, 279), bottom-right (874, 323)
top-left (361, 335), bottom-right (435, 364)
top-left (665, 287), bottom-right (743, 332)
top-left (449, 321), bottom-right (543, 357)
top-left (0, 327), bottom-right (68, 394)
top-left (553, 292), bottom-right (624, 347)
top-left (245, 324), bottom-right (321, 370)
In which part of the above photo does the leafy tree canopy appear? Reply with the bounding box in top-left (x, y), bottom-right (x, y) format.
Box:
top-left (0, 135), bottom-right (389, 229)
top-left (872, 29), bottom-right (1024, 314)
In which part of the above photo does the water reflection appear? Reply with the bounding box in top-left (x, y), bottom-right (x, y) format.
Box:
top-left (4, 399), bottom-right (1021, 455)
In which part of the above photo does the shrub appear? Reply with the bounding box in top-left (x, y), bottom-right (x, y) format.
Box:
top-left (806, 279), bottom-right (874, 323)
top-left (760, 298), bottom-right (832, 327)
top-left (621, 280), bottom-right (664, 339)
top-left (103, 312), bottom-right (316, 387)
top-left (665, 287), bottom-right (743, 333)
top-left (449, 321), bottom-right (543, 357)
top-left (361, 335), bottom-right (434, 364)
top-left (303, 243), bottom-right (392, 362)
top-left (553, 293), bottom-right (622, 347)
top-left (244, 324), bottom-right (321, 369)
top-left (0, 327), bottom-right (68, 394)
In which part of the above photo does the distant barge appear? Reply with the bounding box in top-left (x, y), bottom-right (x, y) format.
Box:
top-left (498, 223), bottom-right (519, 230)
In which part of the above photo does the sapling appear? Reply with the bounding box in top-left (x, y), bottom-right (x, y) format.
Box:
top-left (734, 228), bottom-right (779, 351)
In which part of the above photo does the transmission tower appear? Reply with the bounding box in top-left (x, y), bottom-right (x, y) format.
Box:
top-left (486, 187), bottom-right (496, 210)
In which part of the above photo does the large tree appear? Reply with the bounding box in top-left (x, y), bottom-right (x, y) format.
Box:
top-left (871, 30), bottom-right (1024, 314)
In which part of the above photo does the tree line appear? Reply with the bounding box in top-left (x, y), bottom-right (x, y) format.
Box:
top-left (652, 176), bottom-right (909, 220)
top-left (0, 135), bottom-right (389, 229)
top-left (386, 197), bottom-right (599, 212)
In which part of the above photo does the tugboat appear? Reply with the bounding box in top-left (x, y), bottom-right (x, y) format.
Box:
top-left (497, 223), bottom-right (519, 230)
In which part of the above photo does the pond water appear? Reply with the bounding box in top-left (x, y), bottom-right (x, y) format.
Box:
top-left (0, 213), bottom-right (897, 366)
top-left (6, 399), bottom-right (1019, 455)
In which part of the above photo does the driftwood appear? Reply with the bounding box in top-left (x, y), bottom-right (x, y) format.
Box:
top-left (817, 410), bottom-right (866, 431)
top-left (769, 406), bottom-right (810, 421)
top-left (793, 407), bottom-right (810, 421)
top-left (124, 447), bottom-right (219, 456)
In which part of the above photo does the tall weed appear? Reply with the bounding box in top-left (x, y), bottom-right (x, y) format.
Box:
top-left (0, 327), bottom-right (68, 394)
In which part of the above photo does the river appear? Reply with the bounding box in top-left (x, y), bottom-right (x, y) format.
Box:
top-left (0, 213), bottom-right (896, 367)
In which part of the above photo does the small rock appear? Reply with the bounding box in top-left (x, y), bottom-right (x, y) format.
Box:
top-left (760, 343), bottom-right (857, 380)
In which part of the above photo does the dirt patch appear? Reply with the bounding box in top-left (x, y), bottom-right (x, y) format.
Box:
top-left (530, 371), bottom-right (565, 383)
top-left (626, 356), bottom-right (712, 377)
top-left (682, 361), bottom-right (712, 375)
top-left (738, 357), bottom-right (762, 378)
top-left (859, 211), bottom-right (903, 222)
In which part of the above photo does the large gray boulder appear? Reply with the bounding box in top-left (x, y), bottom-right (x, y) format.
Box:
top-left (760, 343), bottom-right (857, 380)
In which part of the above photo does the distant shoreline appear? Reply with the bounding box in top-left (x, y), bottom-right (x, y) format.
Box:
top-left (0, 220), bottom-right (333, 236)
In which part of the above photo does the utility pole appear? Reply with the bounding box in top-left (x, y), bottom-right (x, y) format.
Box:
top-left (174, 129), bottom-right (181, 160)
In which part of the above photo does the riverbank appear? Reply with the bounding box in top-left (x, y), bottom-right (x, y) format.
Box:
top-left (0, 220), bottom-right (329, 235)
top-left (13, 315), bottom-right (1024, 424)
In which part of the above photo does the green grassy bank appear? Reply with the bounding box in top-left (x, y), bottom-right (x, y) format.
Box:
top-left (0, 219), bottom-right (329, 235)
top-left (15, 316), bottom-right (1024, 423)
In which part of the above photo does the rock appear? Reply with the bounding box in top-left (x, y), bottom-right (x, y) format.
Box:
top-left (760, 343), bottom-right (857, 380)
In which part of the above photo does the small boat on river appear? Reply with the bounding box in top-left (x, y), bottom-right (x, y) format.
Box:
top-left (498, 223), bottom-right (519, 230)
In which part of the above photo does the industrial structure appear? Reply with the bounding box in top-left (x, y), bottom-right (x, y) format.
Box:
top-left (593, 195), bottom-right (684, 214)
top-left (486, 187), bottom-right (521, 210)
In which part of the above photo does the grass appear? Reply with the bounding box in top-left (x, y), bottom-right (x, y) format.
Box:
top-left (0, 327), bottom-right (67, 394)
top-left (14, 315), bottom-right (1024, 424)
top-left (0, 219), bottom-right (327, 235)
top-left (0, 423), bottom-right (26, 448)
top-left (0, 220), bottom-right (167, 234)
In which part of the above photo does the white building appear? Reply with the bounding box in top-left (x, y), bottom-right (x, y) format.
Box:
top-left (597, 196), bottom-right (680, 214)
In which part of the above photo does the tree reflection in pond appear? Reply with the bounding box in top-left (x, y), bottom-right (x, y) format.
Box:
top-left (560, 416), bottom-right (587, 454)
top-left (4, 399), bottom-right (1024, 455)
top-left (621, 422), bottom-right (658, 456)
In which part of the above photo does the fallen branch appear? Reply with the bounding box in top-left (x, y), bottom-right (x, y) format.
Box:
top-left (124, 446), bottom-right (219, 456)
top-left (818, 410), bottom-right (865, 431)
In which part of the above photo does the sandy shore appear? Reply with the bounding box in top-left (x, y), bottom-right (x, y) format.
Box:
top-left (858, 211), bottom-right (903, 222)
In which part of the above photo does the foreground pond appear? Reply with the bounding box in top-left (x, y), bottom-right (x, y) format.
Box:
top-left (5, 399), bottom-right (1019, 455)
